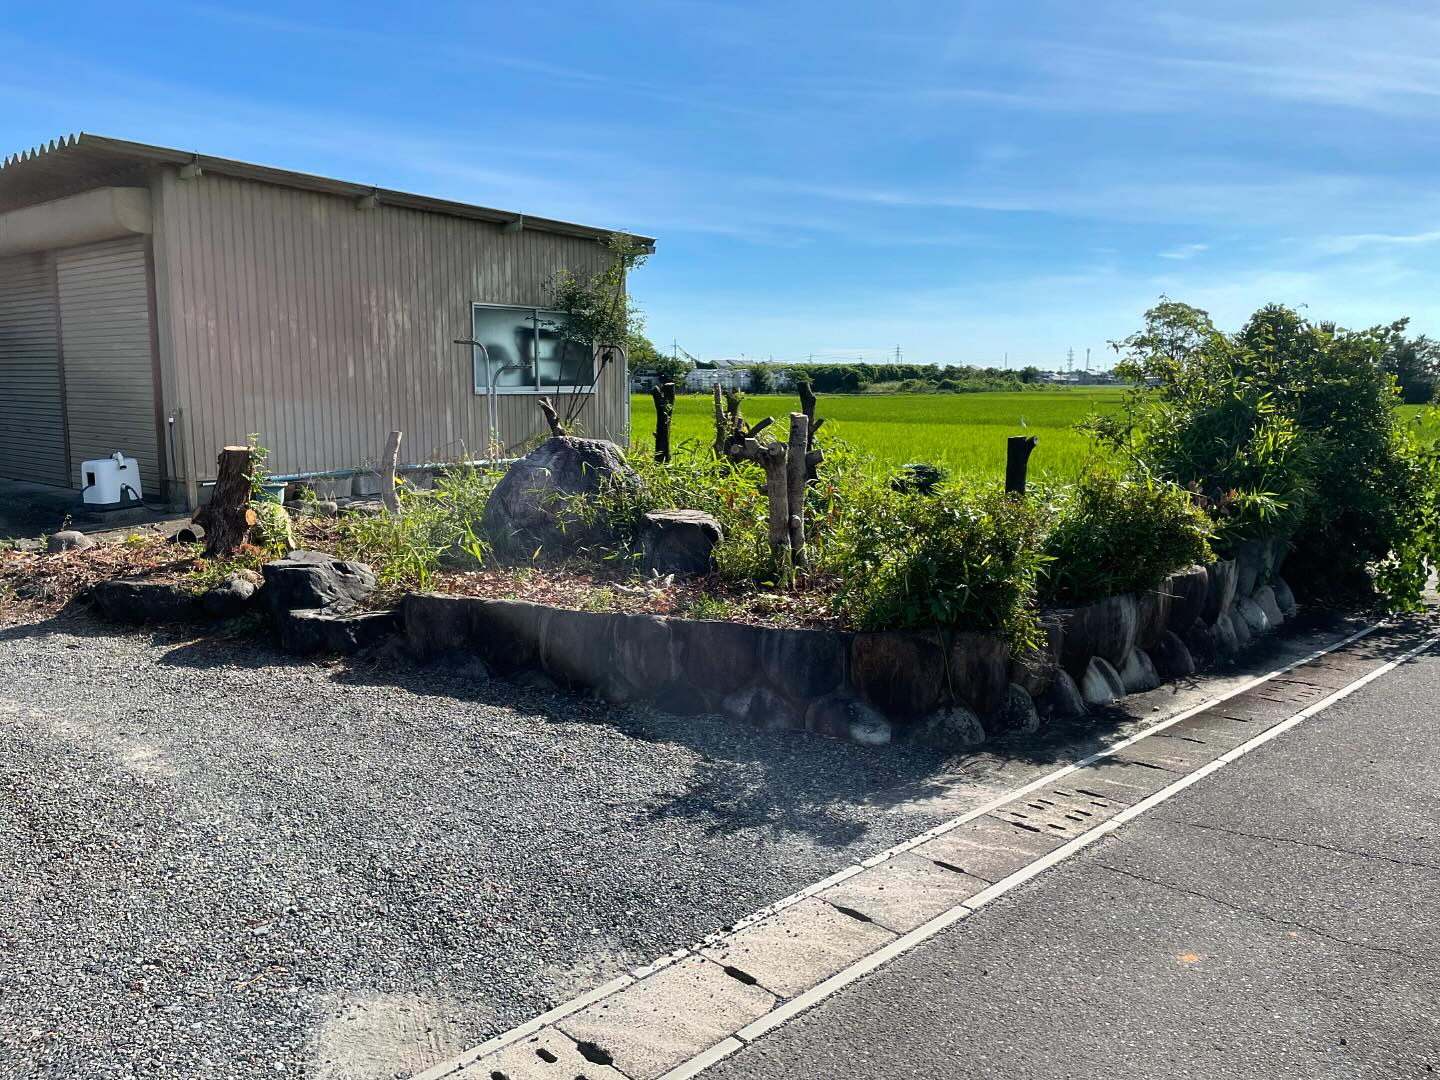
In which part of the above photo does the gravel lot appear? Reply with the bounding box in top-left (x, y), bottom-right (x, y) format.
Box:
top-left (0, 614), bottom-right (953, 1079)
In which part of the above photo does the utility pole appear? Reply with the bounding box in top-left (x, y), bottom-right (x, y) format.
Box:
top-left (1085, 347), bottom-right (1091, 372)
top-left (1066, 347), bottom-right (1075, 376)
top-left (1004, 351), bottom-right (1009, 370)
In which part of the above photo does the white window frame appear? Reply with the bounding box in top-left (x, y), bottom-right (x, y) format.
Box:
top-left (471, 302), bottom-right (595, 395)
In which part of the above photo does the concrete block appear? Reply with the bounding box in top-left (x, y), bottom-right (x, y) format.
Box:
top-left (818, 852), bottom-right (987, 933)
top-left (698, 897), bottom-right (895, 998)
top-left (457, 1027), bottom-right (627, 1079)
top-left (557, 956), bottom-right (774, 1080)
top-left (914, 815), bottom-right (1065, 884)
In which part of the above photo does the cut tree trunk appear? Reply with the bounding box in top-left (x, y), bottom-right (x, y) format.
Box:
top-left (1005, 435), bottom-right (1039, 494)
top-left (797, 381), bottom-right (824, 483)
top-left (380, 430), bottom-right (403, 514)
top-left (712, 384), bottom-right (727, 456)
top-left (651, 381), bottom-right (676, 463)
top-left (786, 413), bottom-right (808, 565)
top-left (537, 397), bottom-right (567, 438)
top-left (193, 446), bottom-right (257, 556)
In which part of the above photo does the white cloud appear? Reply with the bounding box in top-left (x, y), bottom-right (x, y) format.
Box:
top-left (1159, 243), bottom-right (1209, 260)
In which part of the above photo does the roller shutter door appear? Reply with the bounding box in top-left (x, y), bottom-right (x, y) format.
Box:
top-left (0, 251), bottom-right (67, 485)
top-left (57, 237), bottom-right (160, 493)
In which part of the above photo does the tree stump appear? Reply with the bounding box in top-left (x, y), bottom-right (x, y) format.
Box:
top-left (193, 446), bottom-right (258, 556)
top-left (651, 381), bottom-right (676, 463)
top-left (1005, 435), bottom-right (1039, 494)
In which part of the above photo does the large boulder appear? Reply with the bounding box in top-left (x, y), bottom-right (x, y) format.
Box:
top-left (1010, 616), bottom-right (1063, 698)
top-left (639, 510), bottom-right (723, 576)
top-left (949, 632), bottom-right (1011, 717)
top-left (91, 579), bottom-right (198, 624)
top-left (1272, 577), bottom-right (1298, 617)
top-left (1235, 594), bottom-right (1270, 635)
top-left (850, 631), bottom-right (947, 720)
top-left (804, 694), bottom-right (893, 746)
top-left (1165, 566), bottom-right (1210, 634)
top-left (1201, 559), bottom-right (1238, 624)
top-left (279, 608), bottom-right (399, 655)
top-left (758, 627), bottom-right (847, 699)
top-left (480, 437), bottom-right (637, 563)
top-left (991, 684), bottom-right (1041, 736)
top-left (1055, 595), bottom-right (1138, 677)
top-left (1253, 585), bottom-right (1284, 627)
top-left (262, 550), bottom-right (376, 614)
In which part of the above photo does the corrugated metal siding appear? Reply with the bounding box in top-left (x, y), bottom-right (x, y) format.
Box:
top-left (0, 250), bottom-right (67, 484)
top-left (56, 237), bottom-right (160, 491)
top-left (154, 171), bottom-right (624, 481)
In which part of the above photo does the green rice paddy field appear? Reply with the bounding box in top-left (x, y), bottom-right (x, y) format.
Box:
top-left (633, 388), bottom-right (1125, 480)
top-left (631, 389), bottom-right (1438, 481)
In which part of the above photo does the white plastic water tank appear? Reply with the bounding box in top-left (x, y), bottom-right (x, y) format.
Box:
top-left (80, 453), bottom-right (143, 508)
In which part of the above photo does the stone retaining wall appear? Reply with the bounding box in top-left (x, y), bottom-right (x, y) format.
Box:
top-left (396, 544), bottom-right (1296, 748)
top-left (87, 538), bottom-right (1296, 751)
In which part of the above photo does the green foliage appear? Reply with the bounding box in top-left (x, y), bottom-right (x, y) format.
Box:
top-left (1382, 321), bottom-right (1440, 405)
top-left (1103, 299), bottom-right (1440, 608)
top-left (747, 363), bottom-right (776, 394)
top-left (338, 466), bottom-right (495, 590)
top-left (251, 500), bottom-right (295, 557)
top-left (1040, 470), bottom-right (1212, 606)
top-left (829, 484), bottom-right (1051, 647)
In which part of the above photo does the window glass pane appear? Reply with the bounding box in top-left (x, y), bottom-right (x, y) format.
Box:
top-left (473, 306), bottom-right (539, 390)
top-left (535, 311), bottom-right (594, 389)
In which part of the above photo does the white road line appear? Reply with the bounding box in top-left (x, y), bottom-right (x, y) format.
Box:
top-left (412, 618), bottom-right (1408, 1080)
top-left (657, 627), bottom-right (1440, 1077)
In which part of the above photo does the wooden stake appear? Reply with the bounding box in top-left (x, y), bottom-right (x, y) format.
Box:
top-left (651, 381), bottom-right (675, 463)
top-left (1005, 435), bottom-right (1039, 494)
top-left (380, 430), bottom-right (403, 514)
top-left (192, 445), bottom-right (257, 556)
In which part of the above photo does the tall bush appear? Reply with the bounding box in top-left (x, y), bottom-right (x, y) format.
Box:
top-left (1098, 299), bottom-right (1440, 607)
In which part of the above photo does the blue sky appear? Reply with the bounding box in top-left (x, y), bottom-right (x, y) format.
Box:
top-left (4, 1), bottom-right (1439, 366)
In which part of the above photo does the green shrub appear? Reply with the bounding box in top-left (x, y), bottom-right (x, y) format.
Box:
top-left (830, 484), bottom-right (1050, 647)
top-left (338, 466), bottom-right (496, 589)
top-left (1101, 299), bottom-right (1440, 607)
top-left (1039, 470), bottom-right (1212, 607)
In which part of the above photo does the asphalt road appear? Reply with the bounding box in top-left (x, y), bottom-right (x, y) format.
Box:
top-left (709, 627), bottom-right (1440, 1080)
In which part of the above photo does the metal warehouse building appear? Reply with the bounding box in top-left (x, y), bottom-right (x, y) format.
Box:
top-left (0, 134), bottom-right (651, 506)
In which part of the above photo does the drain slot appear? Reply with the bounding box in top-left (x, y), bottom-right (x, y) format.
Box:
top-left (931, 858), bottom-right (970, 875)
top-left (574, 1042), bottom-right (614, 1067)
top-left (831, 903), bottom-right (877, 923)
top-left (722, 964), bottom-right (759, 986)
top-left (535, 1047), bottom-right (559, 1064)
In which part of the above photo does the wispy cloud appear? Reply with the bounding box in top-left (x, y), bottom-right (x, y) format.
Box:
top-left (1314, 229), bottom-right (1440, 256)
top-left (1159, 243), bottom-right (1208, 260)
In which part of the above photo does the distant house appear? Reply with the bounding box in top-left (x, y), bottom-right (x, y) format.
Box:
top-left (684, 367), bottom-right (751, 392)
top-left (0, 133), bottom-right (654, 505)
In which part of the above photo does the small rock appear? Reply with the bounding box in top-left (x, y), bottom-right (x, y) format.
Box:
top-left (1117, 649), bottom-right (1160, 694)
top-left (721, 685), bottom-right (801, 733)
top-left (914, 704), bottom-right (987, 752)
top-left (993, 683), bottom-right (1041, 735)
top-left (1235, 595), bottom-right (1270, 635)
top-left (47, 530), bottom-right (94, 553)
top-left (1252, 585), bottom-right (1284, 627)
top-left (1039, 670), bottom-right (1087, 721)
top-left (848, 713), bottom-right (892, 747)
top-left (1152, 631), bottom-right (1195, 680)
top-left (91, 579), bottom-right (198, 624)
top-left (1272, 577), bottom-right (1298, 617)
top-left (202, 574), bottom-right (260, 619)
top-left (12, 537), bottom-right (43, 553)
top-left (1080, 656), bottom-right (1125, 706)
top-left (14, 579), bottom-right (57, 602)
top-left (639, 509), bottom-right (723, 577)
